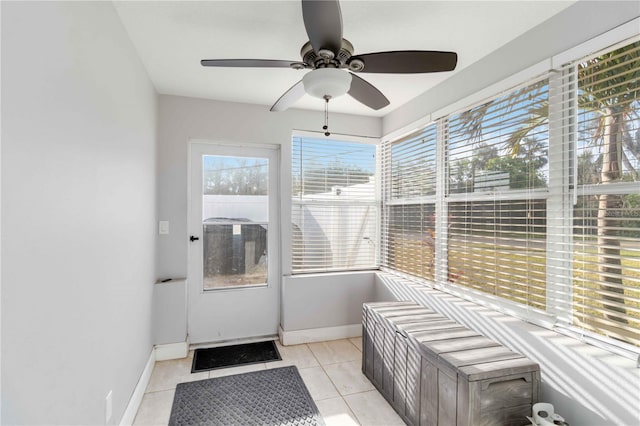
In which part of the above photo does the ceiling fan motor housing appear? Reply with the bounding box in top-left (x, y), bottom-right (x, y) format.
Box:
top-left (300, 39), bottom-right (355, 69)
top-left (202, 0), bottom-right (457, 111)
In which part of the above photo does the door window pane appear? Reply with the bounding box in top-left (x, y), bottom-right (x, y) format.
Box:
top-left (202, 156), bottom-right (268, 289)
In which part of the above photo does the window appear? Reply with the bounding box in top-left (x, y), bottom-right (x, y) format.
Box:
top-left (381, 37), bottom-right (640, 353)
top-left (291, 135), bottom-right (378, 273)
top-left (568, 40), bottom-right (640, 347)
top-left (201, 156), bottom-right (269, 289)
top-left (445, 79), bottom-right (550, 310)
top-left (447, 199), bottom-right (547, 309)
top-left (381, 124), bottom-right (437, 280)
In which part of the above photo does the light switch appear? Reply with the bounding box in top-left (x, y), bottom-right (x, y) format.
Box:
top-left (159, 221), bottom-right (169, 235)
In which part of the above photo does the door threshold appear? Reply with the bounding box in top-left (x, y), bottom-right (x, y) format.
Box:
top-left (190, 334), bottom-right (279, 350)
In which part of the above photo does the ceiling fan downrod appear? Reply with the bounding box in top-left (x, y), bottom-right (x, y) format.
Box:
top-left (200, 0), bottom-right (457, 112)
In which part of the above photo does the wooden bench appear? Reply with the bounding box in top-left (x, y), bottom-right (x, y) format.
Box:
top-left (362, 301), bottom-right (540, 426)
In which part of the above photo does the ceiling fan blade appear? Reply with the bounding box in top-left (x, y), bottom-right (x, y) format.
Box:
top-left (301, 0), bottom-right (343, 54)
top-left (270, 79), bottom-right (306, 112)
top-left (348, 73), bottom-right (390, 110)
top-left (349, 51), bottom-right (457, 74)
top-left (201, 59), bottom-right (305, 68)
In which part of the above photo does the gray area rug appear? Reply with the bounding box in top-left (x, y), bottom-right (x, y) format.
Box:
top-left (169, 366), bottom-right (325, 426)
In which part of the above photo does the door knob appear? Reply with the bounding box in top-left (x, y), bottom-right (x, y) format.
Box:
top-left (190, 235), bottom-right (200, 242)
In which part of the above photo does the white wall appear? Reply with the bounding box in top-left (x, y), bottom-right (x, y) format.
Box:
top-left (157, 96), bottom-right (380, 342)
top-left (1, 1), bottom-right (633, 424)
top-left (383, 0), bottom-right (640, 136)
top-left (377, 3), bottom-right (640, 424)
top-left (156, 95), bottom-right (380, 279)
top-left (375, 273), bottom-right (640, 426)
top-left (153, 280), bottom-right (187, 345)
top-left (282, 272), bottom-right (378, 331)
top-left (1, 2), bottom-right (157, 424)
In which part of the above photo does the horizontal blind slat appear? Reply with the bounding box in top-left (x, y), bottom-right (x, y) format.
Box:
top-left (292, 136), bottom-right (377, 273)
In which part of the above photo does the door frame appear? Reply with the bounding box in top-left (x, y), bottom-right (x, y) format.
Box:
top-left (187, 140), bottom-right (281, 344)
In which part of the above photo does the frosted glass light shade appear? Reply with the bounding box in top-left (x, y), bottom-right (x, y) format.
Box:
top-left (302, 68), bottom-right (352, 99)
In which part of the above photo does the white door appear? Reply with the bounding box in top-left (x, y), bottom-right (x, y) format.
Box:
top-left (188, 142), bottom-right (280, 344)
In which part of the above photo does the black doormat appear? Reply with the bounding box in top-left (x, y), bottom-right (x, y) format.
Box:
top-left (191, 340), bottom-right (282, 373)
top-left (170, 366), bottom-right (325, 426)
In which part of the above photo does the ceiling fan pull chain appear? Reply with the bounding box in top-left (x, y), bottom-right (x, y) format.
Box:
top-left (201, 0), bottom-right (458, 112)
top-left (323, 95), bottom-right (331, 136)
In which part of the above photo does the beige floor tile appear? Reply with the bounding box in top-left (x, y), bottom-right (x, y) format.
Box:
top-left (344, 390), bottom-right (405, 426)
top-left (349, 337), bottom-right (363, 352)
top-left (324, 360), bottom-right (374, 396)
top-left (266, 343), bottom-right (320, 369)
top-left (134, 340), bottom-right (400, 426)
top-left (146, 357), bottom-right (208, 393)
top-left (298, 366), bottom-right (340, 401)
top-left (308, 339), bottom-right (361, 365)
top-left (208, 362), bottom-right (266, 378)
top-left (133, 389), bottom-right (175, 425)
top-left (315, 397), bottom-right (360, 426)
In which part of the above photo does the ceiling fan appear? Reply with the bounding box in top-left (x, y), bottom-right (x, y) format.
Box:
top-left (201, 0), bottom-right (457, 112)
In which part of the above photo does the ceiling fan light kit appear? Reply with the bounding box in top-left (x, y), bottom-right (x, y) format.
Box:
top-left (201, 0), bottom-right (458, 117)
top-left (302, 68), bottom-right (352, 99)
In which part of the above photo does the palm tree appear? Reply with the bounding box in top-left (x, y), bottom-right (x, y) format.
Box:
top-left (578, 41), bottom-right (639, 323)
top-left (456, 40), bottom-right (639, 324)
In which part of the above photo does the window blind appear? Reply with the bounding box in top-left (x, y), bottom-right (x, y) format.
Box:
top-left (445, 78), bottom-right (550, 311)
top-left (381, 124), bottom-right (437, 280)
top-left (380, 36), bottom-right (640, 354)
top-left (388, 124), bottom-right (438, 199)
top-left (447, 199), bottom-right (547, 309)
top-left (291, 136), bottom-right (378, 273)
top-left (567, 39), bottom-right (640, 347)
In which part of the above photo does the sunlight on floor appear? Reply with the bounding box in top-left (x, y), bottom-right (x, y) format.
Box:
top-left (133, 337), bottom-right (403, 426)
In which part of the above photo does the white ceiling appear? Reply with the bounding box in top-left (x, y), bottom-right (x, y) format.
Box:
top-left (114, 0), bottom-right (575, 117)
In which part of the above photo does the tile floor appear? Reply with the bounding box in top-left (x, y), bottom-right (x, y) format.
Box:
top-left (133, 337), bottom-right (405, 426)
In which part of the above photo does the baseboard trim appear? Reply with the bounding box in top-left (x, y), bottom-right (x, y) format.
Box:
top-left (119, 348), bottom-right (155, 426)
top-left (154, 341), bottom-right (189, 361)
top-left (279, 324), bottom-right (361, 346)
